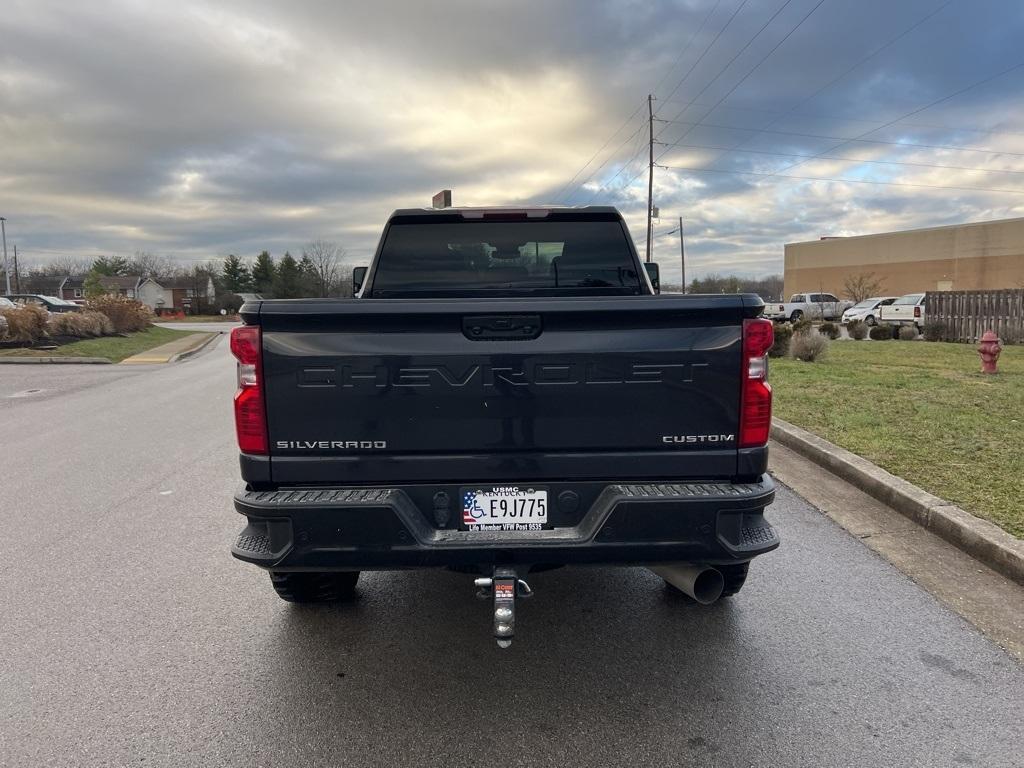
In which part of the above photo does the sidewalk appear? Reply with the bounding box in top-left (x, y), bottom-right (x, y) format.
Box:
top-left (120, 332), bottom-right (217, 364)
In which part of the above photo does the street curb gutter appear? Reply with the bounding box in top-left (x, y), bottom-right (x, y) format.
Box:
top-left (0, 356), bottom-right (111, 364)
top-left (771, 419), bottom-right (1024, 585)
top-left (169, 332), bottom-right (221, 363)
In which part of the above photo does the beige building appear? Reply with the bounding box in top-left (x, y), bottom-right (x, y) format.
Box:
top-left (784, 216), bottom-right (1024, 298)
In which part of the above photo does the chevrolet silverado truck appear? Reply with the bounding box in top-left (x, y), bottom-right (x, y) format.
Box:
top-left (229, 206), bottom-right (779, 646)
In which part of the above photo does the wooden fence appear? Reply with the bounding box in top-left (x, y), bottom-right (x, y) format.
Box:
top-left (924, 289), bottom-right (1024, 343)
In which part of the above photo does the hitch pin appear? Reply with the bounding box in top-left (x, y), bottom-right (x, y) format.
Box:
top-left (474, 570), bottom-right (531, 648)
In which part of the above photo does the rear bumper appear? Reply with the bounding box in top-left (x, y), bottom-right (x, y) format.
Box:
top-left (231, 476), bottom-right (778, 571)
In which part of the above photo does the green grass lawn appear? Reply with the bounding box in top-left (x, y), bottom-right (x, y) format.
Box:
top-left (0, 326), bottom-right (195, 363)
top-left (772, 340), bottom-right (1024, 538)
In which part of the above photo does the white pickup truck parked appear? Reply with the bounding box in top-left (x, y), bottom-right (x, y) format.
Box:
top-left (764, 292), bottom-right (852, 322)
top-left (879, 293), bottom-right (926, 333)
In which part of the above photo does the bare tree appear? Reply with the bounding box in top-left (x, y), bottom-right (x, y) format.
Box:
top-left (843, 272), bottom-right (884, 303)
top-left (127, 250), bottom-right (178, 280)
top-left (302, 240), bottom-right (344, 297)
top-left (45, 255), bottom-right (93, 276)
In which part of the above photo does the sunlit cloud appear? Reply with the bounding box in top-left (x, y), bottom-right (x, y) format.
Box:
top-left (1, 0), bottom-right (1023, 285)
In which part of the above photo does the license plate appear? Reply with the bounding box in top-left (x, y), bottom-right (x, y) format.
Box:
top-left (461, 486), bottom-right (549, 531)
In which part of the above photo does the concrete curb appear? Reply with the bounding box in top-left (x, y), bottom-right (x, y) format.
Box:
top-left (771, 419), bottom-right (1024, 585)
top-left (121, 332), bottom-right (218, 364)
top-left (169, 332), bottom-right (222, 363)
top-left (0, 356), bottom-right (111, 364)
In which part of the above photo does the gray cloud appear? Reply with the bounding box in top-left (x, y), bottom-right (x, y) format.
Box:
top-left (2, 0), bottom-right (1024, 286)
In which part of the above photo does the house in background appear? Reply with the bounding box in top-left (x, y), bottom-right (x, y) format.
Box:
top-left (59, 275), bottom-right (144, 302)
top-left (156, 276), bottom-right (216, 314)
top-left (31, 272), bottom-right (217, 314)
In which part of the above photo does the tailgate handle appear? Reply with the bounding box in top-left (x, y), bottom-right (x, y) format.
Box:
top-left (463, 314), bottom-right (542, 340)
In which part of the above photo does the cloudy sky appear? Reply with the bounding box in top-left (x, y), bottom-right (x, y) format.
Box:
top-left (3, 0), bottom-right (1024, 284)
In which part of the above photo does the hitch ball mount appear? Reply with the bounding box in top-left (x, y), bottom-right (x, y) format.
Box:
top-left (474, 567), bottom-right (532, 648)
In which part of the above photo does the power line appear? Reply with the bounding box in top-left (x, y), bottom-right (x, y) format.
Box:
top-left (637, 61), bottom-right (1024, 198)
top-left (759, 58), bottom-right (1024, 180)
top-left (664, 0), bottom-right (957, 179)
top-left (562, 115), bottom-right (648, 203)
top-left (652, 117), bottom-right (1024, 158)
top-left (658, 0), bottom-right (803, 137)
top-left (657, 0), bottom-right (754, 109)
top-left (615, 0), bottom-right (828, 197)
top-left (557, 0), bottom-right (724, 205)
top-left (656, 0), bottom-right (829, 158)
top-left (651, 0), bottom-right (725, 98)
top-left (657, 162), bottom-right (1024, 195)
top-left (581, 120), bottom-right (654, 202)
top-left (654, 139), bottom-right (1024, 175)
top-left (553, 98), bottom-right (646, 203)
top-left (656, 98), bottom-right (1024, 139)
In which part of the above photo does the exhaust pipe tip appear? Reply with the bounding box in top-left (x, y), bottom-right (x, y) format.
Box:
top-left (650, 564), bottom-right (725, 605)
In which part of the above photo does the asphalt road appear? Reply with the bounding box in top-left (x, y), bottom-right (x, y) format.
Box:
top-left (1, 337), bottom-right (1022, 768)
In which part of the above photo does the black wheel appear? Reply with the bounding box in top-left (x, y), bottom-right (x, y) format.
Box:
top-left (865, 315), bottom-right (876, 326)
top-left (718, 563), bottom-right (749, 597)
top-left (269, 571), bottom-right (360, 603)
top-left (790, 310), bottom-right (803, 322)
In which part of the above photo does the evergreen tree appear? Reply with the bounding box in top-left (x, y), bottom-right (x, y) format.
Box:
top-left (91, 255), bottom-right (131, 276)
top-left (83, 269), bottom-right (106, 299)
top-left (221, 254), bottom-right (252, 293)
top-left (298, 254), bottom-right (318, 296)
top-left (251, 251), bottom-right (276, 296)
top-left (272, 252), bottom-right (304, 299)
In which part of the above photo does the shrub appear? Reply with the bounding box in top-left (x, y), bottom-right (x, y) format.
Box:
top-left (790, 329), bottom-right (829, 362)
top-left (769, 321), bottom-right (793, 358)
top-left (820, 321), bottom-right (840, 340)
top-left (923, 322), bottom-right (947, 342)
top-left (217, 293), bottom-right (244, 314)
top-left (791, 317), bottom-right (813, 335)
top-left (869, 324), bottom-right (893, 341)
top-left (847, 320), bottom-right (868, 340)
top-left (898, 325), bottom-right (918, 341)
top-left (86, 296), bottom-right (152, 333)
top-left (46, 310), bottom-right (115, 338)
top-left (0, 305), bottom-right (49, 343)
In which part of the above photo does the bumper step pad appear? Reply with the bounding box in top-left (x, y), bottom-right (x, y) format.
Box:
top-left (231, 478), bottom-right (778, 568)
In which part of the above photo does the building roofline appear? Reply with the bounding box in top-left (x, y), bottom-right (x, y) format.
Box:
top-left (785, 215), bottom-right (1024, 247)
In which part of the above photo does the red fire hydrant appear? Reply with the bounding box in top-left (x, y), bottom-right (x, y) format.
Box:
top-left (977, 330), bottom-right (1002, 374)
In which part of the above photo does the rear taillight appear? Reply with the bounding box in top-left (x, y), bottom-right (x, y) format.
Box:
top-left (739, 318), bottom-right (773, 449)
top-left (914, 306), bottom-right (921, 318)
top-left (230, 325), bottom-right (268, 455)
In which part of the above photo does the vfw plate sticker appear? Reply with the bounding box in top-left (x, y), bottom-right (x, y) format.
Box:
top-left (462, 486), bottom-right (548, 531)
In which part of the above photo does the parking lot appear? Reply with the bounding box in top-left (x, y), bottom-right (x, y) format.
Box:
top-left (1, 336), bottom-right (1022, 767)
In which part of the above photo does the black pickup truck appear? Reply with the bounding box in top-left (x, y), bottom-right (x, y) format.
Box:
top-left (230, 206), bottom-right (778, 646)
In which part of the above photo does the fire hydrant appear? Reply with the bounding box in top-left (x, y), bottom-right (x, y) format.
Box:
top-left (977, 330), bottom-right (1002, 374)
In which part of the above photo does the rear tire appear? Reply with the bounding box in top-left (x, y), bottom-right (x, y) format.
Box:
top-left (718, 563), bottom-right (749, 597)
top-left (269, 571), bottom-right (360, 603)
top-left (790, 310), bottom-right (803, 322)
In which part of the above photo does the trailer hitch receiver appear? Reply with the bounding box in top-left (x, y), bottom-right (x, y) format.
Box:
top-left (474, 567), bottom-right (532, 648)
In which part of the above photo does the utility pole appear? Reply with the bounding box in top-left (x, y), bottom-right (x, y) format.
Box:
top-left (0, 217), bottom-right (9, 295)
top-left (645, 94), bottom-right (654, 264)
top-left (678, 217), bottom-right (685, 293)
top-left (12, 244), bottom-right (19, 293)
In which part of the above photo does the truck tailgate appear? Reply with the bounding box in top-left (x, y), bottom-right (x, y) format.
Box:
top-left (253, 295), bottom-right (763, 484)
